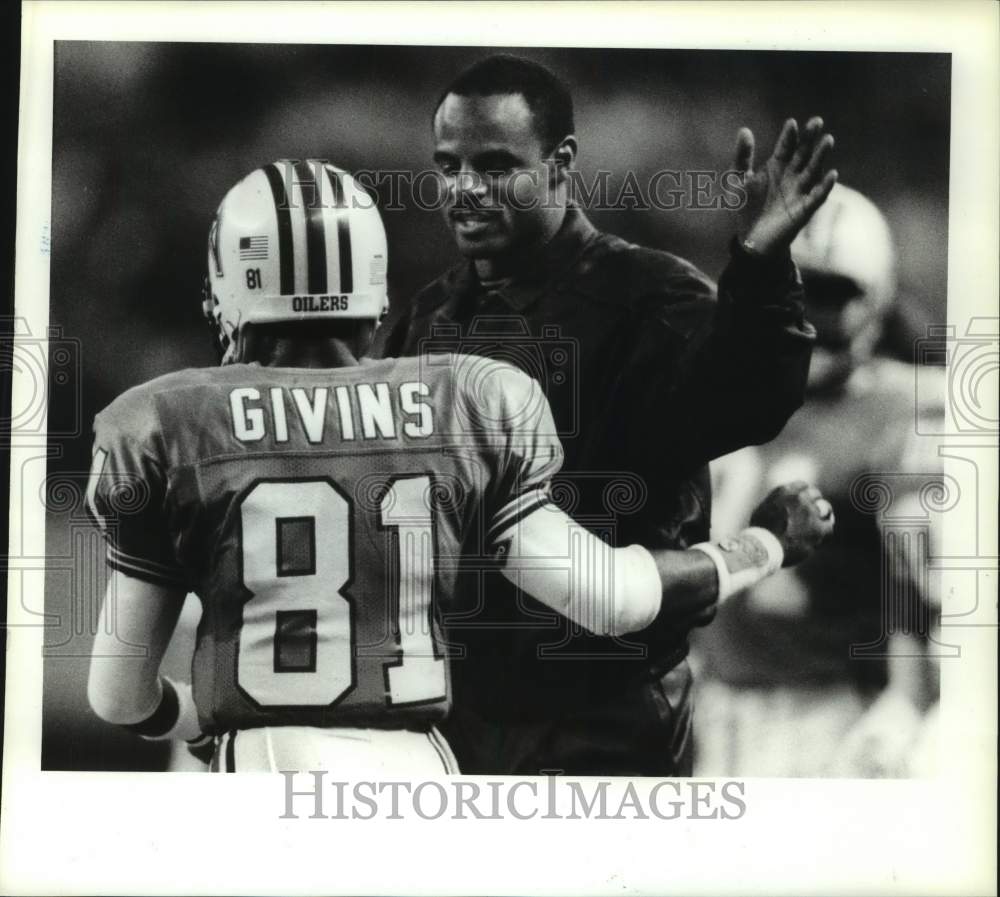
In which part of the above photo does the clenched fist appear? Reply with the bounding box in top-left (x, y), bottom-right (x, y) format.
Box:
top-left (750, 481), bottom-right (835, 566)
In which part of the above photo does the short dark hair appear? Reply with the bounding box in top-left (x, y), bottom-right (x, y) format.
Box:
top-left (434, 54), bottom-right (574, 153)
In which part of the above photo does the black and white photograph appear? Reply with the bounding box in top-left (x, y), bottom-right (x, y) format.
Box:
top-left (3, 3), bottom-right (997, 895)
top-left (39, 39), bottom-right (954, 777)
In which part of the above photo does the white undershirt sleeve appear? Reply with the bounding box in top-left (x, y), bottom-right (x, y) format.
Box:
top-left (87, 571), bottom-right (201, 740)
top-left (493, 504), bottom-right (662, 637)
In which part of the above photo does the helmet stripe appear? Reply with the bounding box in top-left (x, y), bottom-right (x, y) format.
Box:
top-left (326, 165), bottom-right (353, 294)
top-left (263, 163), bottom-right (295, 295)
top-left (293, 160), bottom-right (328, 295)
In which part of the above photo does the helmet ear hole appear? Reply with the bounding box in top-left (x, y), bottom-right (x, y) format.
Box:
top-left (215, 330), bottom-right (231, 365)
top-left (201, 275), bottom-right (214, 320)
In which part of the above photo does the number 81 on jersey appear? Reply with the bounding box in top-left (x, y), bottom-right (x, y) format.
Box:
top-left (237, 477), bottom-right (446, 708)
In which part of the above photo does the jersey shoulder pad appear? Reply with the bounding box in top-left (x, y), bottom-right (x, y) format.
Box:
top-left (449, 353), bottom-right (543, 430)
top-left (94, 367), bottom-right (217, 450)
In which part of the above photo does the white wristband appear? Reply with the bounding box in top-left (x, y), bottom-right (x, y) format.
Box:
top-left (690, 527), bottom-right (784, 603)
top-left (139, 677), bottom-right (203, 743)
top-left (741, 527), bottom-right (785, 572)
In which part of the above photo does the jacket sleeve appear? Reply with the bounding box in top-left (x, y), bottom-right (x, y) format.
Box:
top-left (617, 241), bottom-right (815, 477)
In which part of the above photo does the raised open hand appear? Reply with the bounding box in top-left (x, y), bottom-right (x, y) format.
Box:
top-left (733, 117), bottom-right (838, 257)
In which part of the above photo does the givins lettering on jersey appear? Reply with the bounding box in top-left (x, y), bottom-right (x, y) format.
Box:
top-left (229, 381), bottom-right (434, 443)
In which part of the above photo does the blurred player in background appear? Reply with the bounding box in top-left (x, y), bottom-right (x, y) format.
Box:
top-left (692, 183), bottom-right (944, 777)
top-left (85, 161), bottom-right (836, 774)
top-left (377, 54), bottom-right (837, 775)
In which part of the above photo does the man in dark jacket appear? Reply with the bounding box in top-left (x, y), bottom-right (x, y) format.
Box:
top-left (376, 55), bottom-right (837, 775)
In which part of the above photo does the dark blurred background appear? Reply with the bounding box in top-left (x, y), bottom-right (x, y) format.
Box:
top-left (42, 42), bottom-right (950, 769)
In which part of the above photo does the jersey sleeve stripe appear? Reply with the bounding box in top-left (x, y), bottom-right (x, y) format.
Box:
top-left (516, 449), bottom-right (562, 494)
top-left (486, 487), bottom-right (552, 548)
top-left (106, 546), bottom-right (189, 589)
top-left (106, 556), bottom-right (187, 589)
top-left (427, 727), bottom-right (459, 774)
top-left (426, 730), bottom-right (452, 774)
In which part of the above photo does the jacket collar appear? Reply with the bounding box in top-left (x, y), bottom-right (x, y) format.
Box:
top-left (415, 203), bottom-right (599, 316)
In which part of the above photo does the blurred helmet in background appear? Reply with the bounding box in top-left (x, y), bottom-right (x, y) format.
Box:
top-left (791, 183), bottom-right (897, 390)
top-left (203, 159), bottom-right (389, 364)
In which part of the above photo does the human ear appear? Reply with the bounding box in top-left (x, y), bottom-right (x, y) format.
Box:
top-left (548, 136), bottom-right (577, 185)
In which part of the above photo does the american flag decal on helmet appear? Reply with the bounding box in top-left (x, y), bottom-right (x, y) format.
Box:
top-left (238, 236), bottom-right (268, 260)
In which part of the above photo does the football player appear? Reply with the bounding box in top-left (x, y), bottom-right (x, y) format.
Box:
top-left (693, 184), bottom-right (944, 777)
top-left (86, 161), bottom-right (835, 775)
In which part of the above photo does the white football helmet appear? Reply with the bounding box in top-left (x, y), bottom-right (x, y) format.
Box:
top-left (204, 160), bottom-right (389, 363)
top-left (791, 183), bottom-right (897, 386)
top-left (791, 182), bottom-right (896, 311)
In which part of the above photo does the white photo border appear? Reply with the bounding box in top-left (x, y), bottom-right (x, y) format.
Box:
top-left (3, 2), bottom-right (997, 895)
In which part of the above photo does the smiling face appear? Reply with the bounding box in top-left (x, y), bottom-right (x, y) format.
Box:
top-left (432, 92), bottom-right (571, 274)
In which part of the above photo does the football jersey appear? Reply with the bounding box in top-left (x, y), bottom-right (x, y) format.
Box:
top-left (694, 358), bottom-right (945, 690)
top-left (86, 354), bottom-right (562, 733)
